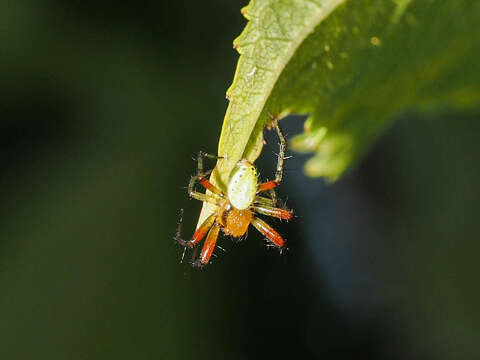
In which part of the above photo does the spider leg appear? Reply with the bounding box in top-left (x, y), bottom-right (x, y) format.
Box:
top-left (173, 209), bottom-right (187, 262)
top-left (192, 223), bottom-right (221, 268)
top-left (175, 213), bottom-right (216, 264)
top-left (254, 195), bottom-right (276, 206)
top-left (257, 121), bottom-right (287, 192)
top-left (268, 188), bottom-right (278, 206)
top-left (254, 190), bottom-right (279, 207)
top-left (252, 204), bottom-right (292, 221)
top-left (188, 180), bottom-right (222, 205)
top-left (251, 217), bottom-right (285, 248)
top-left (196, 151), bottom-right (224, 174)
top-left (188, 151), bottom-right (225, 199)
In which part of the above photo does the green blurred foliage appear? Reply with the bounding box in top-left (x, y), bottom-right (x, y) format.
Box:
top-left (0, 1), bottom-right (248, 358)
top-left (1, 1), bottom-right (480, 360)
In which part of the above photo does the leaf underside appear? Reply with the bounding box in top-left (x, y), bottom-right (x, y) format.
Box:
top-left (198, 0), bottom-right (480, 226)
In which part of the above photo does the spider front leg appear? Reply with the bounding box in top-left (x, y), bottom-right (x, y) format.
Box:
top-left (195, 151), bottom-right (220, 176)
top-left (188, 151), bottom-right (225, 203)
top-left (188, 175), bottom-right (222, 205)
top-left (258, 121), bottom-right (287, 192)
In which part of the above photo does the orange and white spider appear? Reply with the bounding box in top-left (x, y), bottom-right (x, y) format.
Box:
top-left (175, 121), bottom-right (292, 267)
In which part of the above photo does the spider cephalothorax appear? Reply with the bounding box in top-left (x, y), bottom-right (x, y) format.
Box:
top-left (175, 121), bottom-right (292, 267)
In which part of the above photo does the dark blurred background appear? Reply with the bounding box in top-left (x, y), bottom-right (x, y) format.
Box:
top-left (1, 1), bottom-right (480, 359)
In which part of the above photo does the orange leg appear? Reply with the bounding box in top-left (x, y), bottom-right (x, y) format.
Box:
top-left (198, 178), bottom-right (223, 196)
top-left (175, 213), bottom-right (216, 264)
top-left (257, 180), bottom-right (279, 191)
top-left (252, 205), bottom-right (292, 220)
top-left (189, 151), bottom-right (224, 199)
top-left (189, 173), bottom-right (224, 198)
top-left (189, 214), bottom-right (216, 248)
top-left (193, 223), bottom-right (221, 267)
top-left (251, 217), bottom-right (285, 248)
top-left (175, 212), bottom-right (215, 247)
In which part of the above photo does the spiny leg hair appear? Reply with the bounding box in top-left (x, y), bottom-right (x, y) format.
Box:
top-left (188, 151), bottom-right (224, 201)
top-left (258, 119), bottom-right (287, 192)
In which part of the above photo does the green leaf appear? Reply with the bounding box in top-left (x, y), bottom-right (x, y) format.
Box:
top-left (198, 0), bottom-right (480, 225)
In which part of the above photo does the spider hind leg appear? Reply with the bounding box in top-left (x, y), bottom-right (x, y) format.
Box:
top-left (174, 213), bottom-right (216, 263)
top-left (252, 204), bottom-right (292, 221)
top-left (192, 223), bottom-right (221, 268)
top-left (251, 217), bottom-right (286, 249)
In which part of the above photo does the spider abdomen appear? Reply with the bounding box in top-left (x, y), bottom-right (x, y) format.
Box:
top-left (227, 159), bottom-right (258, 210)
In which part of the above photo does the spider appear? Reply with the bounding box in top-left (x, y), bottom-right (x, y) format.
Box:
top-left (175, 121), bottom-right (292, 267)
